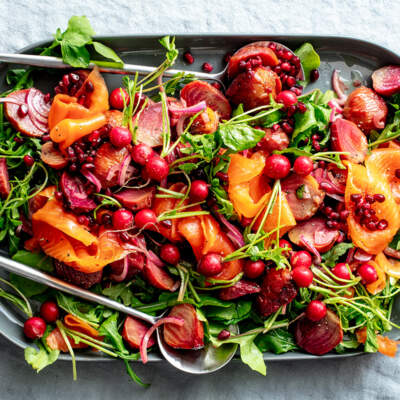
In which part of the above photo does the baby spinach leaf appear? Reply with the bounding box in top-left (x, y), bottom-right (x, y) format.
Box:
top-left (92, 42), bottom-right (123, 64)
top-left (295, 43), bottom-right (320, 86)
top-left (217, 123), bottom-right (265, 152)
top-left (205, 300), bottom-right (252, 325)
top-left (25, 344), bottom-right (59, 373)
top-left (255, 328), bottom-right (298, 354)
top-left (321, 243), bottom-right (354, 267)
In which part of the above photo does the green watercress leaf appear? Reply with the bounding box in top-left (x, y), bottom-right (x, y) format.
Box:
top-left (93, 42), bottom-right (123, 64)
top-left (25, 344), bottom-right (59, 373)
top-left (217, 123), bottom-right (265, 152)
top-left (255, 328), bottom-right (298, 354)
top-left (321, 243), bottom-right (354, 267)
top-left (364, 322), bottom-right (378, 353)
top-left (295, 43), bottom-right (321, 86)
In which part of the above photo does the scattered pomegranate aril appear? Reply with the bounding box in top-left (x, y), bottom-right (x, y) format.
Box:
top-left (373, 194), bottom-right (385, 203)
top-left (112, 208), bottom-right (133, 230)
top-left (190, 180), bottom-right (209, 202)
top-left (306, 300), bottom-right (327, 321)
top-left (198, 253), bottom-right (223, 277)
top-left (131, 143), bottom-right (154, 166)
top-left (310, 69), bottom-right (320, 82)
top-left (77, 215), bottom-right (89, 226)
top-left (332, 263), bottom-right (351, 280)
top-left (281, 122), bottom-right (294, 134)
top-left (244, 260), bottom-right (265, 279)
top-left (293, 156), bottom-right (313, 176)
top-left (292, 266), bottom-right (313, 288)
top-left (377, 219), bottom-right (388, 230)
top-left (109, 88), bottom-right (130, 110)
top-left (183, 51), bottom-right (194, 64)
top-left (55, 191), bottom-right (63, 201)
top-left (276, 90), bottom-right (298, 108)
top-left (217, 329), bottom-right (231, 340)
top-left (264, 154), bottom-right (291, 179)
top-left (395, 169), bottom-right (400, 179)
top-left (211, 82), bottom-right (222, 90)
top-left (145, 155), bottom-right (169, 182)
top-left (109, 126), bottom-right (132, 148)
top-left (134, 208), bottom-right (157, 229)
top-left (160, 243), bottom-right (181, 265)
top-left (291, 251), bottom-right (312, 269)
top-left (40, 301), bottom-right (60, 323)
top-left (358, 263), bottom-right (378, 284)
top-left (202, 62), bottom-right (213, 73)
top-left (85, 81), bottom-right (94, 93)
top-left (23, 155), bottom-right (34, 167)
top-left (24, 317), bottom-right (46, 340)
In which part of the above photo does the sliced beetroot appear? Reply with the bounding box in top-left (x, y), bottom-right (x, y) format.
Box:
top-left (144, 259), bottom-right (177, 291)
top-left (114, 187), bottom-right (155, 211)
top-left (295, 309), bottom-right (343, 355)
top-left (93, 142), bottom-right (129, 188)
top-left (41, 141), bottom-right (68, 170)
top-left (0, 158), bottom-right (10, 199)
top-left (226, 66), bottom-right (281, 111)
top-left (257, 268), bottom-right (298, 317)
top-left (163, 304), bottom-right (204, 350)
top-left (180, 80), bottom-right (232, 121)
top-left (60, 171), bottom-right (96, 213)
top-left (372, 65), bottom-right (400, 96)
top-left (257, 126), bottom-right (289, 152)
top-left (288, 217), bottom-right (339, 253)
top-left (133, 103), bottom-right (163, 148)
top-left (4, 89), bottom-right (49, 137)
top-left (54, 260), bottom-right (102, 289)
top-left (227, 42), bottom-right (279, 79)
top-left (122, 316), bottom-right (155, 349)
top-left (110, 252), bottom-right (145, 281)
top-left (219, 280), bottom-right (261, 300)
top-left (281, 174), bottom-right (325, 221)
top-left (331, 118), bottom-right (368, 164)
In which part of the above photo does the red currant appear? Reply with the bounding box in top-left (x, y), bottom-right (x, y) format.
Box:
top-left (306, 300), bottom-right (327, 321)
top-left (109, 88), bottom-right (130, 110)
top-left (23, 317), bottom-right (46, 340)
top-left (292, 266), bottom-right (313, 288)
top-left (160, 244), bottom-right (181, 265)
top-left (198, 253), bottom-right (223, 277)
top-left (244, 260), bottom-right (265, 279)
top-left (40, 301), bottom-right (60, 323)
top-left (290, 251), bottom-right (312, 269)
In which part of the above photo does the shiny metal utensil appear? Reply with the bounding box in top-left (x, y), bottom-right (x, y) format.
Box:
top-left (0, 254), bottom-right (238, 374)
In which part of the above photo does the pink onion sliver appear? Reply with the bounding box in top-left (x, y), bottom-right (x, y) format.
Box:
top-left (176, 114), bottom-right (187, 136)
top-left (332, 70), bottom-right (348, 106)
top-left (216, 213), bottom-right (245, 248)
top-left (328, 99), bottom-right (343, 114)
top-left (148, 250), bottom-right (164, 268)
top-left (168, 100), bottom-right (207, 116)
top-left (300, 235), bottom-right (322, 264)
top-left (31, 89), bottom-right (51, 118)
top-left (118, 154), bottom-right (132, 186)
top-left (26, 89), bottom-right (48, 125)
top-left (326, 193), bottom-right (344, 202)
top-left (106, 164), bottom-right (120, 182)
top-left (346, 247), bottom-right (356, 264)
top-left (110, 256), bottom-right (129, 282)
top-left (140, 317), bottom-right (184, 364)
top-left (353, 248), bottom-right (373, 263)
top-left (82, 170), bottom-right (102, 192)
top-left (0, 98), bottom-right (24, 105)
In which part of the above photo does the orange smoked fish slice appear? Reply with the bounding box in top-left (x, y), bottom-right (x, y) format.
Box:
top-left (345, 162), bottom-right (400, 254)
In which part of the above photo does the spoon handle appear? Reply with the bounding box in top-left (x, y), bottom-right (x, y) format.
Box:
top-left (0, 255), bottom-right (157, 324)
top-left (0, 53), bottom-right (224, 81)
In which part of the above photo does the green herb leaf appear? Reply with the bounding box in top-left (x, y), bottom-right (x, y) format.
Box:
top-left (102, 283), bottom-right (143, 308)
top-left (295, 43), bottom-right (320, 86)
top-left (25, 343), bottom-right (59, 373)
top-left (217, 123), bottom-right (265, 152)
top-left (321, 243), bottom-right (354, 267)
top-left (335, 338), bottom-right (360, 354)
top-left (205, 300), bottom-right (252, 325)
top-left (255, 328), bottom-right (298, 354)
top-left (364, 322), bottom-right (379, 353)
top-left (92, 42), bottom-right (123, 65)
top-left (60, 41), bottom-right (91, 68)
top-left (98, 312), bottom-right (127, 354)
top-left (158, 36), bottom-right (178, 64)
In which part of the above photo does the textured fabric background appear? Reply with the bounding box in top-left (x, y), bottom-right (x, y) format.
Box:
top-left (1, 0), bottom-right (400, 399)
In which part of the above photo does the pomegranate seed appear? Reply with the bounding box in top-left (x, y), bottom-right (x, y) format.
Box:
top-left (395, 169), bottom-right (400, 179)
top-left (366, 221), bottom-right (377, 230)
top-left (374, 194), bottom-right (385, 202)
top-left (183, 51), bottom-right (194, 64)
top-left (190, 180), bottom-right (209, 202)
top-left (291, 251), bottom-right (312, 269)
top-left (43, 93), bottom-right (51, 103)
top-left (293, 156), bottom-right (313, 176)
top-left (280, 62), bottom-right (292, 72)
top-left (365, 194), bottom-right (375, 203)
top-left (160, 243), bottom-right (181, 265)
top-left (274, 66), bottom-right (282, 74)
top-left (14, 136), bottom-right (24, 144)
top-left (272, 123), bottom-right (280, 131)
top-left (241, 217), bottom-right (252, 227)
top-left (292, 56), bottom-right (300, 66)
top-left (131, 143), bottom-right (154, 166)
top-left (134, 209), bottom-right (157, 229)
top-left (350, 194), bottom-right (362, 202)
top-left (310, 69), bottom-right (320, 82)
top-left (17, 104), bottom-right (28, 118)
top-left (24, 317), bottom-right (46, 340)
top-left (217, 329), bottom-right (231, 340)
top-left (285, 76), bottom-right (296, 88)
top-left (78, 95), bottom-right (86, 105)
top-left (40, 301), bottom-right (60, 323)
top-left (281, 122), bottom-right (294, 134)
top-left (85, 81), bottom-right (94, 93)
top-left (330, 211), bottom-right (340, 220)
top-left (198, 253), bottom-right (223, 277)
top-left (202, 62), bottom-right (213, 73)
top-left (69, 163), bottom-right (77, 172)
top-left (358, 263), bottom-right (378, 284)
top-left (276, 90), bottom-right (297, 108)
top-left (62, 74), bottom-right (70, 87)
top-left (324, 206), bottom-right (333, 216)
top-left (224, 52), bottom-right (232, 63)
top-left (77, 215), bottom-right (89, 226)
top-left (306, 300), bottom-right (327, 321)
top-left (312, 140), bottom-right (321, 151)
top-left (268, 43), bottom-right (276, 51)
top-left (264, 154), bottom-right (291, 179)
top-left (55, 191), bottom-right (63, 201)
top-left (292, 266), bottom-right (313, 288)
top-left (244, 260), bottom-right (265, 279)
top-left (109, 126), bottom-right (132, 148)
top-left (211, 82), bottom-right (221, 90)
top-left (41, 134), bottom-right (51, 142)
top-left (290, 87), bottom-right (302, 96)
top-left (332, 263), bottom-right (351, 280)
top-left (287, 104), bottom-right (297, 117)
top-left (109, 88), bottom-right (130, 110)
top-left (145, 155), bottom-right (169, 182)
top-left (119, 232), bottom-right (130, 242)
top-left (339, 210), bottom-right (350, 220)
top-left (70, 73), bottom-right (80, 83)
top-left (23, 155), bottom-right (34, 167)
top-left (112, 209), bottom-right (134, 230)
top-left (377, 219), bottom-right (388, 230)
top-left (216, 171), bottom-right (228, 181)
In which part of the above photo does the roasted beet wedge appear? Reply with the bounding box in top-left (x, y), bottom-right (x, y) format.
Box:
top-left (122, 316), bottom-right (155, 349)
top-left (257, 268), bottom-right (298, 317)
top-left (54, 260), bottom-right (102, 289)
top-left (295, 309), bottom-right (343, 355)
top-left (331, 118), bottom-right (368, 164)
top-left (219, 280), bottom-right (261, 300)
top-left (163, 304), bottom-right (204, 350)
top-left (133, 103), bottom-right (163, 148)
top-left (226, 66), bottom-right (281, 110)
top-left (41, 141), bottom-right (68, 170)
top-left (281, 174), bottom-right (325, 221)
top-left (180, 81), bottom-right (232, 121)
top-left (227, 42), bottom-right (279, 79)
top-left (257, 126), bottom-right (289, 152)
top-left (144, 259), bottom-right (177, 291)
top-left (288, 216), bottom-right (339, 253)
top-left (372, 65), bottom-right (400, 96)
top-left (343, 86), bottom-right (388, 133)
top-left (114, 187), bottom-right (155, 211)
top-left (110, 252), bottom-right (145, 281)
top-left (60, 171), bottom-right (96, 213)
top-left (0, 158), bottom-right (10, 199)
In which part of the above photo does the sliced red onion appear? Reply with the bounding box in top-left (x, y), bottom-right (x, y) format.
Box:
top-left (353, 248), bottom-right (373, 263)
top-left (106, 164), bottom-right (120, 182)
top-left (82, 170), bottom-right (102, 193)
top-left (373, 114), bottom-right (385, 130)
top-left (0, 98), bottom-right (24, 105)
top-left (312, 168), bottom-right (345, 195)
top-left (300, 235), bottom-right (321, 264)
top-left (148, 250), bottom-right (164, 268)
top-left (110, 256), bottom-right (129, 282)
top-left (30, 89), bottom-right (51, 118)
top-left (26, 89), bottom-right (48, 126)
top-left (168, 100), bottom-right (207, 117)
top-left (332, 70), bottom-right (348, 106)
top-left (326, 193), bottom-right (344, 202)
top-left (384, 247), bottom-right (400, 260)
top-left (328, 99), bottom-right (343, 114)
top-left (346, 247), bottom-right (356, 264)
top-left (176, 114), bottom-right (187, 136)
top-left (140, 316), bottom-right (184, 364)
top-left (118, 154), bottom-right (132, 186)
top-left (214, 212), bottom-right (245, 248)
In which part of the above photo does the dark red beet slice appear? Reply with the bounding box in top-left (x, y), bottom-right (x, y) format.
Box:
top-left (41, 141), bottom-right (68, 169)
top-left (60, 171), bottom-right (96, 213)
top-left (54, 260), bottom-right (102, 289)
top-left (281, 173), bottom-right (325, 221)
top-left (257, 126), bottom-right (289, 152)
top-left (180, 81), bottom-right (232, 121)
top-left (226, 66), bottom-right (281, 111)
top-left (144, 259), bottom-right (177, 291)
top-left (372, 65), bottom-right (400, 96)
top-left (163, 304), bottom-right (204, 350)
top-left (114, 187), bottom-right (155, 211)
top-left (0, 158), bottom-right (10, 199)
top-left (133, 103), bottom-right (163, 148)
top-left (288, 217), bottom-right (339, 253)
top-left (227, 42), bottom-right (279, 79)
top-left (122, 316), bottom-right (155, 349)
top-left (331, 118), bottom-right (368, 164)
top-left (219, 280), bottom-right (261, 300)
top-left (110, 252), bottom-right (145, 281)
top-left (295, 309), bottom-right (343, 355)
top-left (257, 268), bottom-right (298, 317)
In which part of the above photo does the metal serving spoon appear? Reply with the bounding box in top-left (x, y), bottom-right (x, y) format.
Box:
top-left (0, 255), bottom-right (238, 374)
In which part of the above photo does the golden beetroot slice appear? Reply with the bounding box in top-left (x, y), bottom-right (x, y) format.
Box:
top-left (144, 259), bottom-right (177, 291)
top-left (114, 187), bottom-right (155, 211)
top-left (41, 141), bottom-right (68, 170)
top-left (281, 174), bottom-right (325, 221)
top-left (372, 65), bottom-right (400, 96)
top-left (0, 158), bottom-right (10, 199)
top-left (122, 316), bottom-right (155, 349)
top-left (163, 304), bottom-right (204, 350)
top-left (331, 118), bottom-right (368, 164)
top-left (219, 280), bottom-right (261, 300)
top-left (295, 309), bottom-right (343, 355)
top-left (288, 216), bottom-right (339, 253)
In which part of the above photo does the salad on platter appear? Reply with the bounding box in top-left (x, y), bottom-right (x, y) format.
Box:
top-left (1, 16), bottom-right (400, 386)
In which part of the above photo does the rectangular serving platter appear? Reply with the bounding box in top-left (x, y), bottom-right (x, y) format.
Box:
top-left (0, 34), bottom-right (400, 363)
